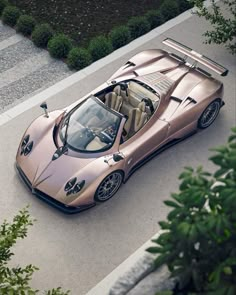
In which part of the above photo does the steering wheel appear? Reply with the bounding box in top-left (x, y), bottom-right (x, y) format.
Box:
top-left (99, 131), bottom-right (113, 144)
top-left (84, 127), bottom-right (95, 137)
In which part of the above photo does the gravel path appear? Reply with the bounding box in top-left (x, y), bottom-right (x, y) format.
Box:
top-left (0, 21), bottom-right (16, 42)
top-left (0, 21), bottom-right (72, 114)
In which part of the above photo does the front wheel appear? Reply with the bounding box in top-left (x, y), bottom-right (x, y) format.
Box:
top-left (198, 99), bottom-right (221, 129)
top-left (94, 171), bottom-right (123, 202)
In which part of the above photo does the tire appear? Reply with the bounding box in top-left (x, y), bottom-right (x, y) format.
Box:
top-left (94, 171), bottom-right (123, 202)
top-left (198, 99), bottom-right (221, 129)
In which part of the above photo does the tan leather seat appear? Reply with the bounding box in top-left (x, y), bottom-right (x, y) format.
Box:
top-left (124, 102), bottom-right (147, 138)
top-left (105, 86), bottom-right (123, 112)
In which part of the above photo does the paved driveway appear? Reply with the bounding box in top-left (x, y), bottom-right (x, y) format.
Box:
top-left (0, 12), bottom-right (235, 295)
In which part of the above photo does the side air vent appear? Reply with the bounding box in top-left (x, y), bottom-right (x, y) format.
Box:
top-left (170, 96), bottom-right (182, 103)
top-left (183, 96), bottom-right (197, 108)
top-left (124, 61), bottom-right (136, 69)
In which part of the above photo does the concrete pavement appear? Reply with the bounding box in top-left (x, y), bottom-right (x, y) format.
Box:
top-left (0, 6), bottom-right (235, 295)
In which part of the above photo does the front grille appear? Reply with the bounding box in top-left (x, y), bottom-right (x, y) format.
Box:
top-left (15, 163), bottom-right (95, 214)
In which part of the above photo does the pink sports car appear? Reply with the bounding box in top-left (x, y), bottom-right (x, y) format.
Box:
top-left (16, 39), bottom-right (228, 213)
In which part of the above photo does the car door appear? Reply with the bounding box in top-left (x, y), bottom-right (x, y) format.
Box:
top-left (119, 119), bottom-right (169, 177)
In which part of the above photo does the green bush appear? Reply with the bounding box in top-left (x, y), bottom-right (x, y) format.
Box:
top-left (147, 127), bottom-right (236, 294)
top-left (16, 14), bottom-right (36, 36)
top-left (0, 0), bottom-right (8, 16)
top-left (89, 35), bottom-right (113, 61)
top-left (109, 25), bottom-right (131, 49)
top-left (178, 0), bottom-right (194, 12)
top-left (67, 47), bottom-right (92, 70)
top-left (48, 34), bottom-right (73, 59)
top-left (127, 16), bottom-right (150, 39)
top-left (2, 5), bottom-right (20, 27)
top-left (32, 23), bottom-right (54, 48)
top-left (145, 10), bottom-right (163, 29)
top-left (0, 207), bottom-right (70, 294)
top-left (160, 0), bottom-right (179, 22)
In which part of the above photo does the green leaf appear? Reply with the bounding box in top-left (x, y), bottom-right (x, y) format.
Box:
top-left (209, 155), bottom-right (224, 166)
top-left (158, 221), bottom-right (170, 229)
top-left (214, 168), bottom-right (228, 178)
top-left (146, 246), bottom-right (160, 254)
top-left (210, 145), bottom-right (229, 153)
top-left (164, 200), bottom-right (180, 208)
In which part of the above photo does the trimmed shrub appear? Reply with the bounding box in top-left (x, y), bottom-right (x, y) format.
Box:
top-left (109, 25), bottom-right (131, 49)
top-left (32, 23), bottom-right (54, 48)
top-left (127, 16), bottom-right (150, 40)
top-left (2, 5), bottom-right (20, 27)
top-left (89, 35), bottom-right (113, 61)
top-left (68, 47), bottom-right (92, 70)
top-left (48, 34), bottom-right (73, 59)
top-left (160, 0), bottom-right (179, 22)
top-left (16, 15), bottom-right (36, 36)
top-left (145, 10), bottom-right (163, 29)
top-left (178, 0), bottom-right (194, 13)
top-left (0, 0), bottom-right (8, 16)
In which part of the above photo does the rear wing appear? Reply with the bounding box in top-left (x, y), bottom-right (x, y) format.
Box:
top-left (162, 38), bottom-right (228, 77)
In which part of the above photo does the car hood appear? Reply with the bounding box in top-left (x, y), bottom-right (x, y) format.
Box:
top-left (17, 123), bottom-right (96, 200)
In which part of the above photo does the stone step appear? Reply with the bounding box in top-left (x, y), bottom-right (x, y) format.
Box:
top-left (0, 60), bottom-right (71, 111)
top-left (0, 21), bottom-right (72, 113)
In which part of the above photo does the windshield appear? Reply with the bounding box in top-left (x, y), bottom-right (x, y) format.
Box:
top-left (60, 96), bottom-right (121, 152)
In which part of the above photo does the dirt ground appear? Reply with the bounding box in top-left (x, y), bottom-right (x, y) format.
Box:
top-left (9, 0), bottom-right (164, 46)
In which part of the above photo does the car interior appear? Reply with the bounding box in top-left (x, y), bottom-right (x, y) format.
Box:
top-left (96, 80), bottom-right (160, 140)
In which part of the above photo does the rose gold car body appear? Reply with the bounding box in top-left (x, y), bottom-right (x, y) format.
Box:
top-left (16, 39), bottom-right (228, 213)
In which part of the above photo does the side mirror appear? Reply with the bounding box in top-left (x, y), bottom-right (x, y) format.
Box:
top-left (113, 153), bottom-right (124, 162)
top-left (40, 102), bottom-right (49, 118)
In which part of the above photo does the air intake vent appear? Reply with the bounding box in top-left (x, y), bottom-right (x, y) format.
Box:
top-left (124, 61), bottom-right (136, 69)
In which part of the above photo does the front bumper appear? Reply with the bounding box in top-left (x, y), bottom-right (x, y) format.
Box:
top-left (15, 163), bottom-right (95, 214)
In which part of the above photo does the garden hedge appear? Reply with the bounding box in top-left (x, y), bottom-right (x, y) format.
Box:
top-left (16, 14), bottom-right (36, 36)
top-left (89, 35), bottom-right (113, 61)
top-left (32, 23), bottom-right (54, 48)
top-left (0, 0), bottom-right (8, 16)
top-left (109, 25), bottom-right (131, 49)
top-left (48, 34), bottom-right (73, 58)
top-left (2, 5), bottom-right (20, 27)
top-left (127, 16), bottom-right (150, 40)
top-left (68, 47), bottom-right (92, 70)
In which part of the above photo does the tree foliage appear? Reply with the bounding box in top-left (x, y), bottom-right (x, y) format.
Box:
top-left (147, 127), bottom-right (236, 294)
top-left (0, 207), bottom-right (69, 295)
top-left (190, 0), bottom-right (236, 54)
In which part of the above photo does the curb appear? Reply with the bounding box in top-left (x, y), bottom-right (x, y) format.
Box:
top-left (86, 232), bottom-right (160, 295)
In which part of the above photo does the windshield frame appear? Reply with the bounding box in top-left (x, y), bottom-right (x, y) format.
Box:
top-left (59, 96), bottom-right (123, 154)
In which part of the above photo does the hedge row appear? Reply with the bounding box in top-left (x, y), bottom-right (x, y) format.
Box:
top-left (0, 0), bottom-right (193, 70)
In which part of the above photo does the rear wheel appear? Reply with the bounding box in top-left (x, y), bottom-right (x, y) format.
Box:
top-left (94, 171), bottom-right (123, 202)
top-left (198, 99), bottom-right (221, 129)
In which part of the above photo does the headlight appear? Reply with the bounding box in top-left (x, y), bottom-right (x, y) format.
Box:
top-left (24, 141), bottom-right (34, 156)
top-left (73, 180), bottom-right (85, 194)
top-left (64, 178), bottom-right (85, 196)
top-left (20, 134), bottom-right (33, 156)
top-left (64, 177), bottom-right (77, 192)
top-left (20, 134), bottom-right (30, 155)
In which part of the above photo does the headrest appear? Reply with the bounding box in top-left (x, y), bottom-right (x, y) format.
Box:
top-left (113, 85), bottom-right (121, 96)
top-left (138, 102), bottom-right (146, 112)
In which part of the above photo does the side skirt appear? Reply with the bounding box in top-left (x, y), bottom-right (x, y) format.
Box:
top-left (124, 130), bottom-right (197, 183)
